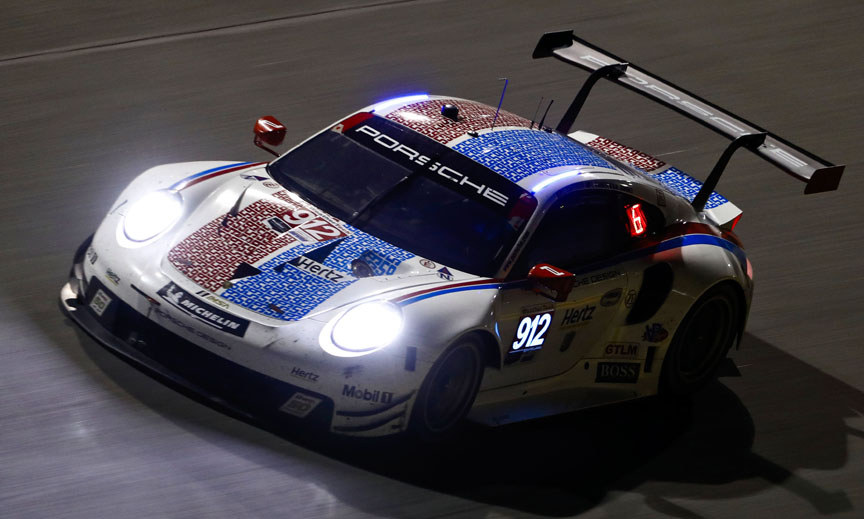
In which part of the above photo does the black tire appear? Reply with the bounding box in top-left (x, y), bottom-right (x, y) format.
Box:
top-left (410, 335), bottom-right (485, 441)
top-left (660, 283), bottom-right (740, 396)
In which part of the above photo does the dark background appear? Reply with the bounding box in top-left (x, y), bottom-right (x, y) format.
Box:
top-left (1, 1), bottom-right (862, 517)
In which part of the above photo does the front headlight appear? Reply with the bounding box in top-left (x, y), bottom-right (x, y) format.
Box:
top-left (330, 301), bottom-right (403, 354)
top-left (123, 190), bottom-right (183, 242)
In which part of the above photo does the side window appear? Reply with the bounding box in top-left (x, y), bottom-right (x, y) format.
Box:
top-left (511, 190), bottom-right (663, 277)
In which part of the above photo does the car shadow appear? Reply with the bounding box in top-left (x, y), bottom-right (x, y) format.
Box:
top-left (64, 321), bottom-right (859, 518)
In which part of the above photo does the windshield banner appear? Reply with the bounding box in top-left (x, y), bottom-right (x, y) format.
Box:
top-left (340, 115), bottom-right (527, 211)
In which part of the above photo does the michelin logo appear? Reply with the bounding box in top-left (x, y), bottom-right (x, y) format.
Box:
top-left (157, 281), bottom-right (250, 337)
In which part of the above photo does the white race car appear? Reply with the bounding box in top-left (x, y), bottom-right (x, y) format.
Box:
top-left (61, 31), bottom-right (844, 439)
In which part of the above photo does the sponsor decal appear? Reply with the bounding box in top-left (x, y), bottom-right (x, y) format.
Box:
top-left (600, 288), bottom-right (623, 307)
top-left (572, 270), bottom-right (620, 288)
top-left (279, 392), bottom-right (322, 418)
top-left (511, 309), bottom-right (555, 354)
top-left (355, 124), bottom-right (510, 207)
top-left (206, 295), bottom-right (229, 309)
top-left (86, 246), bottom-right (98, 265)
top-left (342, 384), bottom-right (394, 404)
top-left (625, 289), bottom-right (638, 308)
top-left (642, 323), bottom-right (669, 343)
top-left (522, 302), bottom-right (554, 315)
top-left (419, 258), bottom-right (436, 269)
top-left (89, 289), bottom-right (112, 316)
top-left (265, 216), bottom-right (291, 234)
top-left (153, 307), bottom-right (230, 350)
top-left (437, 267), bottom-right (454, 281)
top-left (290, 366), bottom-right (320, 383)
top-left (560, 305), bottom-right (595, 327)
top-left (595, 362), bottom-right (640, 383)
top-left (342, 365), bottom-right (364, 379)
top-left (263, 181), bottom-right (281, 189)
top-left (157, 282), bottom-right (250, 337)
top-left (194, 290), bottom-right (230, 309)
top-left (104, 268), bottom-right (120, 286)
top-left (604, 343), bottom-right (639, 357)
top-left (287, 255), bottom-right (350, 283)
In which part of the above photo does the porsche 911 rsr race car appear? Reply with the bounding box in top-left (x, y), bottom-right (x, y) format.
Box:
top-left (61, 31), bottom-right (844, 438)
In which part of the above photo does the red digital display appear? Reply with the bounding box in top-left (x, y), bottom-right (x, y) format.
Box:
top-left (626, 203), bottom-right (647, 237)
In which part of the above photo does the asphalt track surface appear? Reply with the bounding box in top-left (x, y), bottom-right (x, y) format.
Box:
top-left (1, 1), bottom-right (863, 517)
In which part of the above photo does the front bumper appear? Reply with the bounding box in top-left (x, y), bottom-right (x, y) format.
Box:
top-left (60, 237), bottom-right (335, 432)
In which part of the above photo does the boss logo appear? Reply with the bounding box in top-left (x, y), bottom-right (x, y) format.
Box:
top-left (595, 362), bottom-right (640, 383)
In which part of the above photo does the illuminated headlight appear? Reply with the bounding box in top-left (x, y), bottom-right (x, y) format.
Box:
top-left (123, 190), bottom-right (183, 242)
top-left (330, 301), bottom-right (403, 354)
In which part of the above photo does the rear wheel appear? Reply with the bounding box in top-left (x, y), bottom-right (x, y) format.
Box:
top-left (660, 284), bottom-right (739, 395)
top-left (410, 335), bottom-right (484, 440)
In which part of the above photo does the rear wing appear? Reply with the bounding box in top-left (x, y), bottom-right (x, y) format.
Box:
top-left (533, 30), bottom-right (845, 198)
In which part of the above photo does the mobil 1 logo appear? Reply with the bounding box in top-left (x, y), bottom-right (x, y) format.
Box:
top-left (595, 362), bottom-right (640, 383)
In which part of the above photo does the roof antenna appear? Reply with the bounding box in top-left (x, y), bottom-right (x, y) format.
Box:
top-left (537, 99), bottom-right (554, 131)
top-left (529, 96), bottom-right (545, 129)
top-left (490, 77), bottom-right (509, 132)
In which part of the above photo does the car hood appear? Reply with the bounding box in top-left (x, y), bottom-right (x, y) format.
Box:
top-left (162, 172), bottom-right (470, 322)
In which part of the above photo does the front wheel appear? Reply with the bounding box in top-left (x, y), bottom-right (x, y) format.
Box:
top-left (410, 335), bottom-right (485, 440)
top-left (660, 283), bottom-right (740, 395)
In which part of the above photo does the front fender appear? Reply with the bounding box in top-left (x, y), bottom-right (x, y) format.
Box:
top-left (397, 285), bottom-right (500, 365)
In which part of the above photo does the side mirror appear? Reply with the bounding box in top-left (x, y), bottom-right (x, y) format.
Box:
top-left (527, 263), bottom-right (575, 302)
top-left (253, 116), bottom-right (287, 157)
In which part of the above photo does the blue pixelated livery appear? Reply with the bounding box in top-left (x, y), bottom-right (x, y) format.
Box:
top-left (221, 226), bottom-right (415, 321)
top-left (453, 129), bottom-right (613, 183)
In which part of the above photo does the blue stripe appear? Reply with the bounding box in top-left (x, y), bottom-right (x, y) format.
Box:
top-left (574, 233), bottom-right (746, 276)
top-left (400, 233), bottom-right (745, 306)
top-left (398, 283), bottom-right (501, 306)
top-left (169, 162), bottom-right (253, 190)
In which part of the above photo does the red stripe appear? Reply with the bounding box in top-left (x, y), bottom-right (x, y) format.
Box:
top-left (178, 162), bottom-right (266, 190)
top-left (392, 278), bottom-right (501, 303)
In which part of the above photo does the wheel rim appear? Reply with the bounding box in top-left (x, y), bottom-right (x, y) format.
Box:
top-left (423, 345), bottom-right (480, 432)
top-left (677, 295), bottom-right (733, 383)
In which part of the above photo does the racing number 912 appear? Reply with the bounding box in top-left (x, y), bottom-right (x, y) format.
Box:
top-left (511, 312), bottom-right (552, 352)
top-left (283, 208), bottom-right (345, 241)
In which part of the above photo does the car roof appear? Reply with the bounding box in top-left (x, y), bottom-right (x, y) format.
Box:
top-left (367, 94), bottom-right (662, 203)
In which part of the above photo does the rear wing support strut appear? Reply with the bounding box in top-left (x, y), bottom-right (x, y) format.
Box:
top-left (693, 133), bottom-right (766, 212)
top-left (533, 30), bottom-right (845, 197)
top-left (556, 62), bottom-right (628, 134)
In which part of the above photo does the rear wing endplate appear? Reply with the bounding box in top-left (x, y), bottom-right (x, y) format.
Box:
top-left (533, 30), bottom-right (845, 195)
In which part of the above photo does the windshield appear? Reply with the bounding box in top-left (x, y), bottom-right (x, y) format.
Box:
top-left (268, 113), bottom-right (536, 277)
